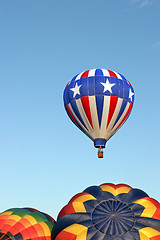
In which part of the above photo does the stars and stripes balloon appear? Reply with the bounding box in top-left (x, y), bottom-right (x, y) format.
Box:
top-left (0, 208), bottom-right (55, 240)
top-left (63, 69), bottom-right (134, 157)
top-left (52, 183), bottom-right (160, 240)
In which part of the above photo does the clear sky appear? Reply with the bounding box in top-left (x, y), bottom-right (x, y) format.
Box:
top-left (0, 0), bottom-right (159, 220)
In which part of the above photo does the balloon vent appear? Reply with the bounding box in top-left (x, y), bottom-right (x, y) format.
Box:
top-left (0, 233), bottom-right (11, 240)
top-left (91, 200), bottom-right (135, 236)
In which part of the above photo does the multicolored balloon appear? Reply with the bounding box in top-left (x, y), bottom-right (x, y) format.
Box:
top-left (53, 183), bottom-right (160, 240)
top-left (0, 208), bottom-right (55, 240)
top-left (63, 69), bottom-right (134, 157)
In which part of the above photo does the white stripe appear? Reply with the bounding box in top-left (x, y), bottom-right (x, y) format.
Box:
top-left (111, 102), bottom-right (130, 134)
top-left (112, 71), bottom-right (123, 79)
top-left (88, 69), bottom-right (96, 77)
top-left (76, 99), bottom-right (94, 138)
top-left (75, 72), bottom-right (84, 81)
top-left (101, 69), bottom-right (110, 77)
top-left (89, 96), bottom-right (100, 139)
top-left (99, 96), bottom-right (110, 138)
top-left (106, 98), bottom-right (123, 132)
top-left (68, 103), bottom-right (91, 139)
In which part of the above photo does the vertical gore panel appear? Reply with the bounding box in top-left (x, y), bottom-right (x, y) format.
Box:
top-left (80, 96), bottom-right (93, 129)
top-left (81, 70), bottom-right (89, 78)
top-left (112, 99), bottom-right (127, 129)
top-left (108, 70), bottom-right (118, 78)
top-left (95, 95), bottom-right (104, 129)
top-left (66, 105), bottom-right (80, 127)
top-left (70, 100), bottom-right (88, 131)
top-left (115, 104), bottom-right (132, 131)
top-left (107, 96), bottom-right (118, 128)
top-left (95, 69), bottom-right (103, 76)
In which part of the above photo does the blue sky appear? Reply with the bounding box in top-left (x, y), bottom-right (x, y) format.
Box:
top-left (0, 0), bottom-right (159, 219)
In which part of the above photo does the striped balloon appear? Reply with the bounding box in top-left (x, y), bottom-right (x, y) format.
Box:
top-left (0, 208), bottom-right (55, 240)
top-left (63, 69), bottom-right (134, 153)
top-left (53, 183), bottom-right (160, 240)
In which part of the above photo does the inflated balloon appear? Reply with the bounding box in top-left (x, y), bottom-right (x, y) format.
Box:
top-left (53, 183), bottom-right (160, 240)
top-left (63, 69), bottom-right (135, 157)
top-left (0, 208), bottom-right (55, 240)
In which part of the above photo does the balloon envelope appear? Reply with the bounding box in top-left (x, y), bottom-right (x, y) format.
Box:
top-left (53, 183), bottom-right (160, 240)
top-left (0, 208), bottom-right (55, 240)
top-left (63, 69), bottom-right (134, 149)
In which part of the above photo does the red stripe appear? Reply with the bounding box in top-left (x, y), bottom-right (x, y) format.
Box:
top-left (115, 104), bottom-right (132, 131)
top-left (1, 224), bottom-right (17, 234)
top-left (58, 202), bottom-right (75, 219)
top-left (142, 197), bottom-right (160, 220)
top-left (19, 228), bottom-right (33, 239)
top-left (151, 236), bottom-right (160, 240)
top-left (66, 105), bottom-right (79, 127)
top-left (100, 183), bottom-right (132, 190)
top-left (80, 70), bottom-right (89, 78)
top-left (13, 222), bottom-right (25, 232)
top-left (56, 231), bottom-right (77, 240)
top-left (143, 197), bottom-right (160, 208)
top-left (66, 81), bottom-right (70, 87)
top-left (69, 192), bottom-right (89, 204)
top-left (153, 207), bottom-right (160, 220)
top-left (80, 96), bottom-right (93, 129)
top-left (116, 184), bottom-right (132, 189)
top-left (107, 96), bottom-right (118, 128)
top-left (100, 183), bottom-right (115, 189)
top-left (127, 80), bottom-right (132, 86)
top-left (108, 70), bottom-right (118, 78)
top-left (0, 219), bottom-right (6, 227)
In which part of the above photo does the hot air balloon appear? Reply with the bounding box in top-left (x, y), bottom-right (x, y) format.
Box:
top-left (0, 208), bottom-right (55, 240)
top-left (63, 69), bottom-right (134, 158)
top-left (52, 183), bottom-right (160, 240)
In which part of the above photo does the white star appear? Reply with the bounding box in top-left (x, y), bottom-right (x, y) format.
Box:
top-left (129, 88), bottom-right (134, 101)
top-left (101, 79), bottom-right (115, 93)
top-left (70, 82), bottom-right (82, 98)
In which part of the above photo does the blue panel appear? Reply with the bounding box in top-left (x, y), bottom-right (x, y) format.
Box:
top-left (83, 200), bottom-right (98, 213)
top-left (84, 185), bottom-right (103, 198)
top-left (118, 72), bottom-right (126, 81)
top-left (88, 76), bottom-right (95, 96)
top-left (95, 95), bottom-right (104, 128)
top-left (136, 217), bottom-right (160, 232)
top-left (123, 80), bottom-right (130, 99)
top-left (70, 100), bottom-right (88, 131)
top-left (63, 87), bottom-right (70, 106)
top-left (71, 74), bottom-right (79, 82)
top-left (120, 231), bottom-right (140, 240)
top-left (112, 99), bottom-right (127, 129)
top-left (95, 76), bottom-right (105, 95)
top-left (95, 69), bottom-right (103, 76)
top-left (109, 77), bottom-right (119, 97)
top-left (94, 139), bottom-right (106, 148)
top-left (127, 84), bottom-right (135, 104)
top-left (68, 80), bottom-right (82, 101)
top-left (89, 230), bottom-right (104, 240)
top-left (79, 77), bottom-right (89, 97)
top-left (118, 78), bottom-right (124, 99)
top-left (87, 227), bottom-right (104, 240)
top-left (129, 203), bottom-right (144, 216)
top-left (123, 189), bottom-right (149, 204)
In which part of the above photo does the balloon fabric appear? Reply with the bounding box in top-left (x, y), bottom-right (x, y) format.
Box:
top-left (0, 208), bottom-right (55, 240)
top-left (63, 69), bottom-right (134, 157)
top-left (53, 183), bottom-right (160, 240)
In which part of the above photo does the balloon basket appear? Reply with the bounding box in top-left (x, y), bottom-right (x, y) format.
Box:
top-left (98, 148), bottom-right (103, 158)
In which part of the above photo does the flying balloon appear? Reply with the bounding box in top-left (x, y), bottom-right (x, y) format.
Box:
top-left (0, 208), bottom-right (55, 240)
top-left (52, 183), bottom-right (160, 240)
top-left (63, 69), bottom-right (135, 157)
